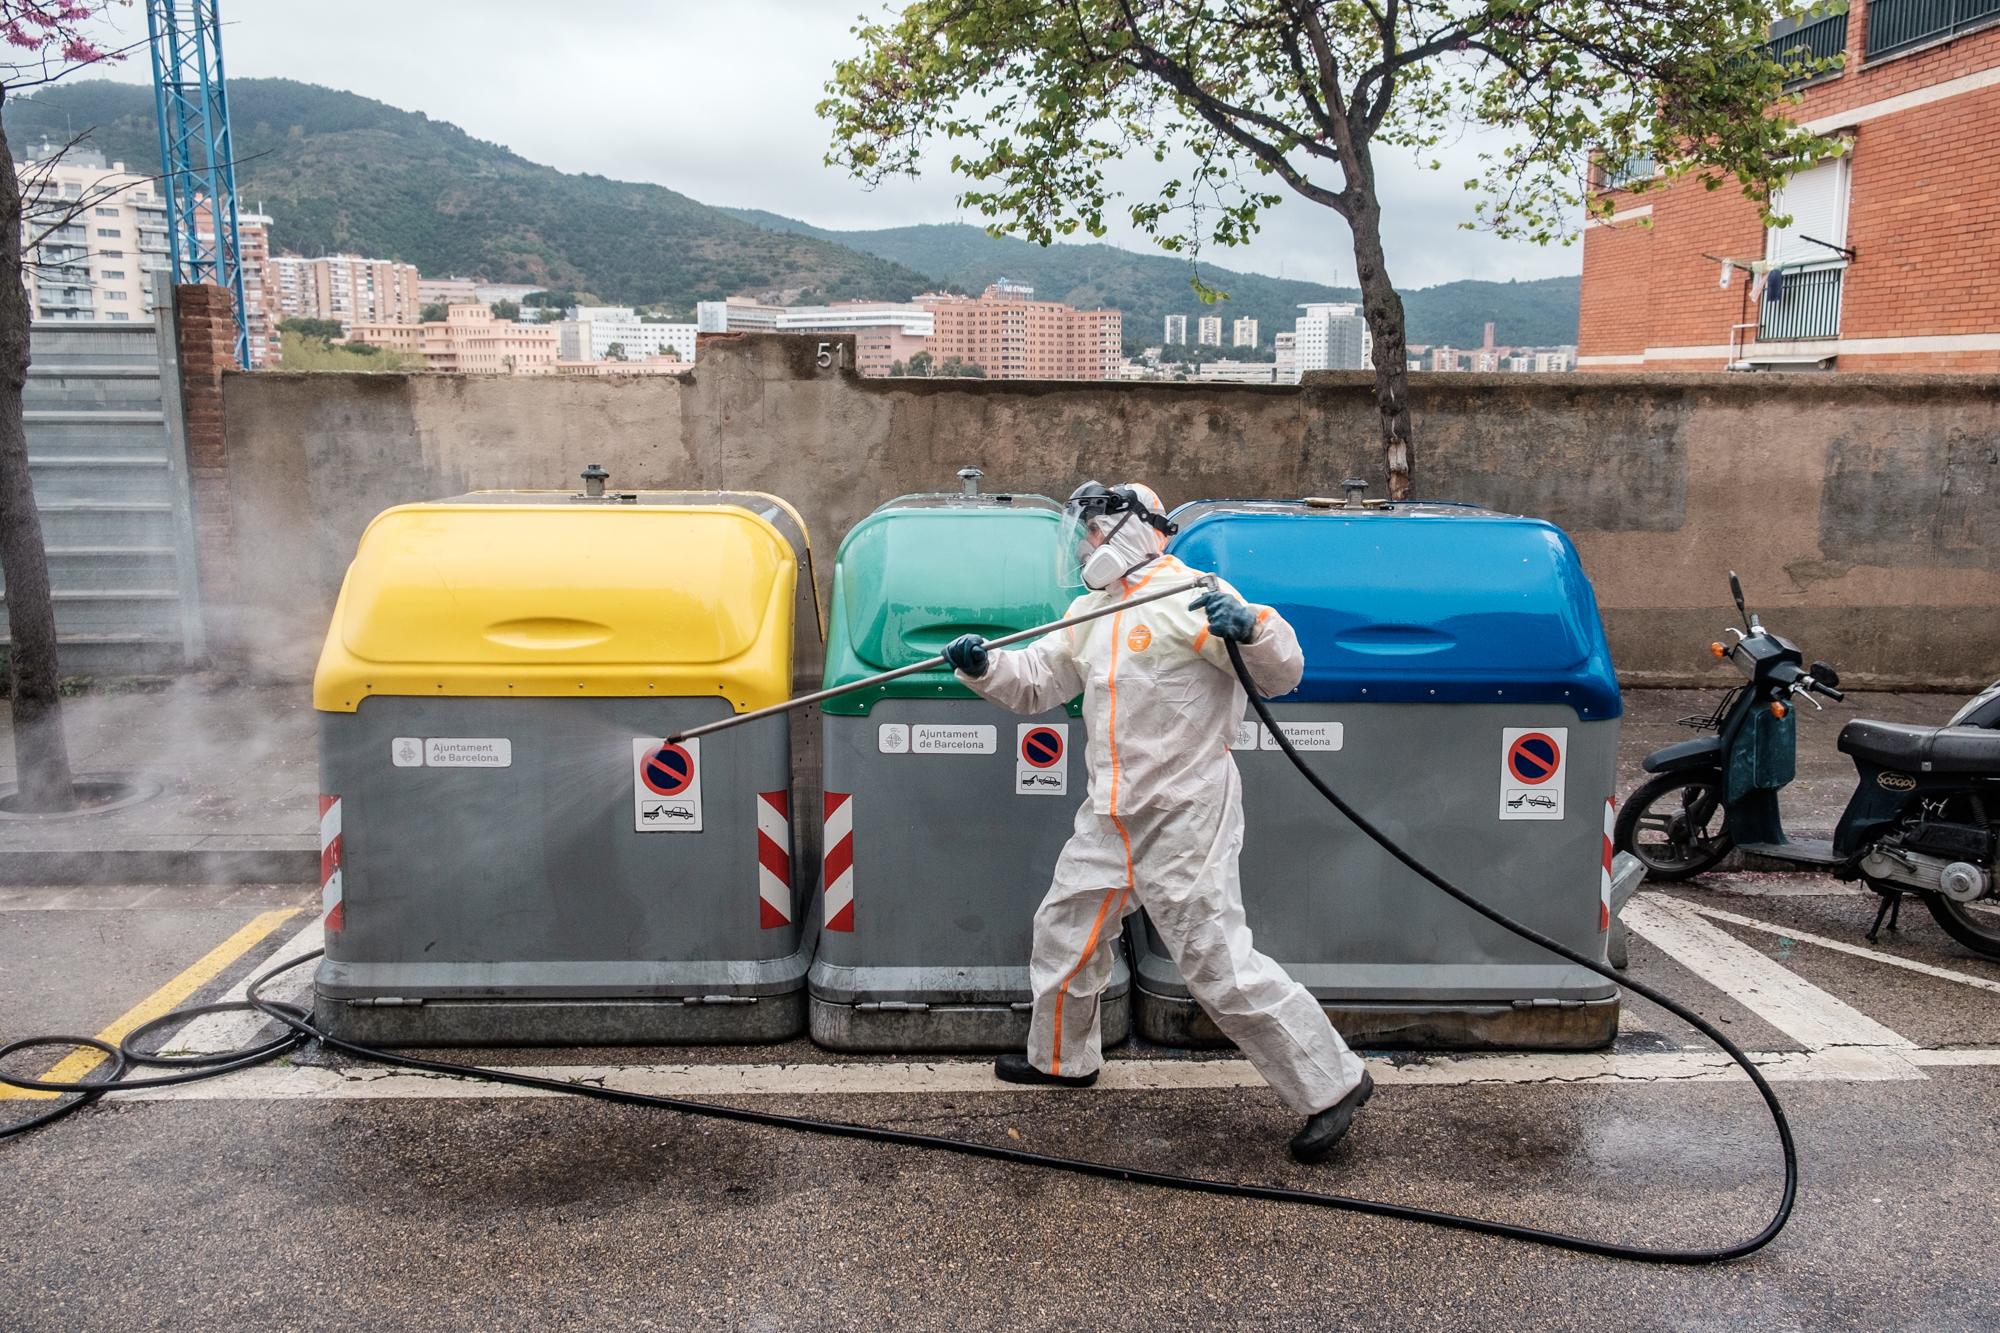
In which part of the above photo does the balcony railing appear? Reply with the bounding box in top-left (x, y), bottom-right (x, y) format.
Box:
top-left (1866, 0), bottom-right (2000, 57)
top-left (1598, 154), bottom-right (1656, 190)
top-left (1766, 9), bottom-right (1848, 82)
top-left (1758, 264), bottom-right (1844, 341)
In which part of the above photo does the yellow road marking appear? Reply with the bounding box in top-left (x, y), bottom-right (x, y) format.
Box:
top-left (0, 907), bottom-right (300, 1102)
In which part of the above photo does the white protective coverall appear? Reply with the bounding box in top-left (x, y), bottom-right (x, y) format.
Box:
top-left (958, 491), bottom-right (1368, 1114)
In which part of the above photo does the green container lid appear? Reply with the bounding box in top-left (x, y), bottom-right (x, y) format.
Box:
top-left (821, 495), bottom-right (1080, 716)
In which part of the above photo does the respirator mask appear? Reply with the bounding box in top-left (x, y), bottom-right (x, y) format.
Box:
top-left (1061, 482), bottom-right (1178, 591)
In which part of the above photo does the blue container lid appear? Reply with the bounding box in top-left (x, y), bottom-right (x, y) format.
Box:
top-left (1167, 501), bottom-right (1621, 719)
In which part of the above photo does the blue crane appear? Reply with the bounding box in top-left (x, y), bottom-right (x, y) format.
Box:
top-left (144, 0), bottom-right (249, 368)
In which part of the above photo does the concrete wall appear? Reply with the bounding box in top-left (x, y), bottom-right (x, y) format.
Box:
top-left (221, 334), bottom-right (2000, 690)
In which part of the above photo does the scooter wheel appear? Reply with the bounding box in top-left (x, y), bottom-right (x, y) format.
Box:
top-left (1615, 771), bottom-right (1733, 882)
top-left (1923, 893), bottom-right (2000, 960)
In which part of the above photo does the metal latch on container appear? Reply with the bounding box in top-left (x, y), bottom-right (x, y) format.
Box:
top-left (854, 1001), bottom-right (931, 1013)
top-left (680, 995), bottom-right (758, 1007)
top-left (344, 996), bottom-right (425, 1008)
top-left (1512, 997), bottom-right (1587, 1009)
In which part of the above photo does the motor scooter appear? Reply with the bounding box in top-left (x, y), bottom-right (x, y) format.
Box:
top-left (1616, 573), bottom-right (2000, 957)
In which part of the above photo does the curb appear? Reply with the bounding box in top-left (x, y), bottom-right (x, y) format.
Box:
top-left (0, 847), bottom-right (318, 886)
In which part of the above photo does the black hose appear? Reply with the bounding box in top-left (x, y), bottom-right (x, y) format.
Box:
top-left (1222, 638), bottom-right (1797, 1261)
top-left (2, 646), bottom-right (1796, 1265)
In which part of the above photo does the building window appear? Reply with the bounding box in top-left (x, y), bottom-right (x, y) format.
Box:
top-left (95, 227), bottom-right (119, 238)
top-left (107, 312), bottom-right (130, 321)
top-left (1765, 155), bottom-right (1850, 267)
top-left (102, 269), bottom-right (125, 279)
top-left (106, 291), bottom-right (128, 301)
top-left (94, 206), bottom-right (120, 217)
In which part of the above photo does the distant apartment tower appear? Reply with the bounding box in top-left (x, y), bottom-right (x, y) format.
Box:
top-left (920, 280), bottom-right (1120, 380)
top-left (1163, 313), bottom-right (1188, 345)
top-left (269, 253), bottom-right (422, 330)
top-left (697, 298), bottom-right (785, 332)
top-left (1273, 331), bottom-right (1297, 383)
top-left (418, 276), bottom-right (480, 307)
top-left (555, 307), bottom-right (698, 363)
top-left (1197, 315), bottom-right (1223, 346)
top-left (1231, 316), bottom-right (1258, 348)
top-left (348, 303), bottom-right (557, 374)
top-left (16, 146), bottom-right (171, 322)
top-left (1293, 302), bottom-right (1369, 373)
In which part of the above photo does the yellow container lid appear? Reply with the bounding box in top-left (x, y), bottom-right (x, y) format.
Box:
top-left (314, 498), bottom-right (804, 713)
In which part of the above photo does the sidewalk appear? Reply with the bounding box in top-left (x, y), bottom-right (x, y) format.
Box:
top-left (0, 684), bottom-right (1959, 884)
top-left (0, 681), bottom-right (317, 883)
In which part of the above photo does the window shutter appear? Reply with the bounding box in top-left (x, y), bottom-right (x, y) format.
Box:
top-left (1766, 158), bottom-right (1849, 266)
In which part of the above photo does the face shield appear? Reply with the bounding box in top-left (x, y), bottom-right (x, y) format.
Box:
top-left (1058, 481), bottom-right (1177, 591)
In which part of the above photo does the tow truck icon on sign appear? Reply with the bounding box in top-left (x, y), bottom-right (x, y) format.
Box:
top-left (1506, 791), bottom-right (1558, 811)
top-left (641, 802), bottom-right (697, 823)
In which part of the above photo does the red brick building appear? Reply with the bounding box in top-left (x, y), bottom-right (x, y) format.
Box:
top-left (920, 280), bottom-right (1122, 380)
top-left (1579, 2), bottom-right (2000, 372)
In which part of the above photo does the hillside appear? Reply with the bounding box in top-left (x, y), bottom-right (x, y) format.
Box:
top-left (8, 80), bottom-right (934, 306)
top-left (5, 78), bottom-right (1577, 345)
top-left (725, 209), bottom-right (1580, 350)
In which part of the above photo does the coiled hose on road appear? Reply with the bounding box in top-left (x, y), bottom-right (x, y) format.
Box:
top-left (1, 641), bottom-right (1797, 1263)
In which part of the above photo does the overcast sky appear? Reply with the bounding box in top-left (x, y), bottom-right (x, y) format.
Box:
top-left (80, 0), bottom-right (1581, 290)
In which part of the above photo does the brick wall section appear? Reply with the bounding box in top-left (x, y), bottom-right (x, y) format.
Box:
top-left (174, 283), bottom-right (239, 620)
top-left (1580, 8), bottom-right (2000, 370)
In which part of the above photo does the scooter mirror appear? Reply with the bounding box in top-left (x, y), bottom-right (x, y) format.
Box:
top-left (1812, 661), bottom-right (1840, 688)
top-left (1727, 571), bottom-right (1749, 628)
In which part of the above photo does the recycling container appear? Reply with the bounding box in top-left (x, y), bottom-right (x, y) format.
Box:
top-left (808, 483), bottom-right (1127, 1051)
top-left (1131, 498), bottom-right (1623, 1051)
top-left (312, 483), bottom-right (822, 1046)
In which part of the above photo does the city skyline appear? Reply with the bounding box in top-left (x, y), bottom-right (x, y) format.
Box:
top-left (72, 0), bottom-right (1585, 294)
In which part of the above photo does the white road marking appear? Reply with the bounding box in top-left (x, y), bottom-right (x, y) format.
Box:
top-left (1907, 1048), bottom-right (2000, 1068)
top-left (129, 923), bottom-right (321, 1062)
top-left (122, 1044), bottom-right (1942, 1105)
top-left (1685, 905), bottom-right (2000, 997)
top-left (1621, 896), bottom-right (1919, 1077)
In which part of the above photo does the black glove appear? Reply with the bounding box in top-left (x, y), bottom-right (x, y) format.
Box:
top-left (943, 633), bottom-right (990, 678)
top-left (1191, 590), bottom-right (1258, 644)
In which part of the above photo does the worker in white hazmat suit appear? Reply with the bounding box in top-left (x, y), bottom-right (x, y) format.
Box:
top-left (942, 481), bottom-right (1373, 1162)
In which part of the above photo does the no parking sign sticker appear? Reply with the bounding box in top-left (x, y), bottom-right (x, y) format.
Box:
top-left (1499, 727), bottom-right (1566, 821)
top-left (634, 737), bottom-right (703, 833)
top-left (1016, 723), bottom-right (1069, 797)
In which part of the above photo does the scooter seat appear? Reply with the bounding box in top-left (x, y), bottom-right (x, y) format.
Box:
top-left (1837, 720), bottom-right (2000, 774)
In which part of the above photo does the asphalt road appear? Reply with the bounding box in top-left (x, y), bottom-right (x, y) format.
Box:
top-left (2, 690), bottom-right (1996, 1330)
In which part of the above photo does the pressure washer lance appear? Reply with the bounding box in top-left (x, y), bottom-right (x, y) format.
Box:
top-left (664, 575), bottom-right (1217, 745)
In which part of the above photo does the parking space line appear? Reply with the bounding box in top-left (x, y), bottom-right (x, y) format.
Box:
top-left (147, 918), bottom-right (324, 1059)
top-left (0, 907), bottom-right (300, 1102)
top-left (1621, 896), bottom-right (1918, 1064)
top-left (1686, 905), bottom-right (2000, 997)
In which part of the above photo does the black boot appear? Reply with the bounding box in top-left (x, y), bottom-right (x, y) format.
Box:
top-left (994, 1052), bottom-right (1097, 1088)
top-left (1289, 1071), bottom-right (1373, 1164)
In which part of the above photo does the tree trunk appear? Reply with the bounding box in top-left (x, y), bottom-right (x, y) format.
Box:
top-left (0, 100), bottom-right (76, 811)
top-left (1349, 196), bottom-right (1415, 501)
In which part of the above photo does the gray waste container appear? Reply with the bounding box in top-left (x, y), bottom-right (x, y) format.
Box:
top-left (808, 484), bottom-right (1127, 1051)
top-left (1132, 498), bottom-right (1623, 1050)
top-left (312, 484), bottom-right (822, 1045)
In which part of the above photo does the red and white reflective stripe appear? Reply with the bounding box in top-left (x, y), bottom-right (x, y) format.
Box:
top-left (319, 794), bottom-right (345, 932)
top-left (1599, 796), bottom-right (1615, 932)
top-left (756, 791), bottom-right (792, 929)
top-left (823, 791), bottom-right (854, 933)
